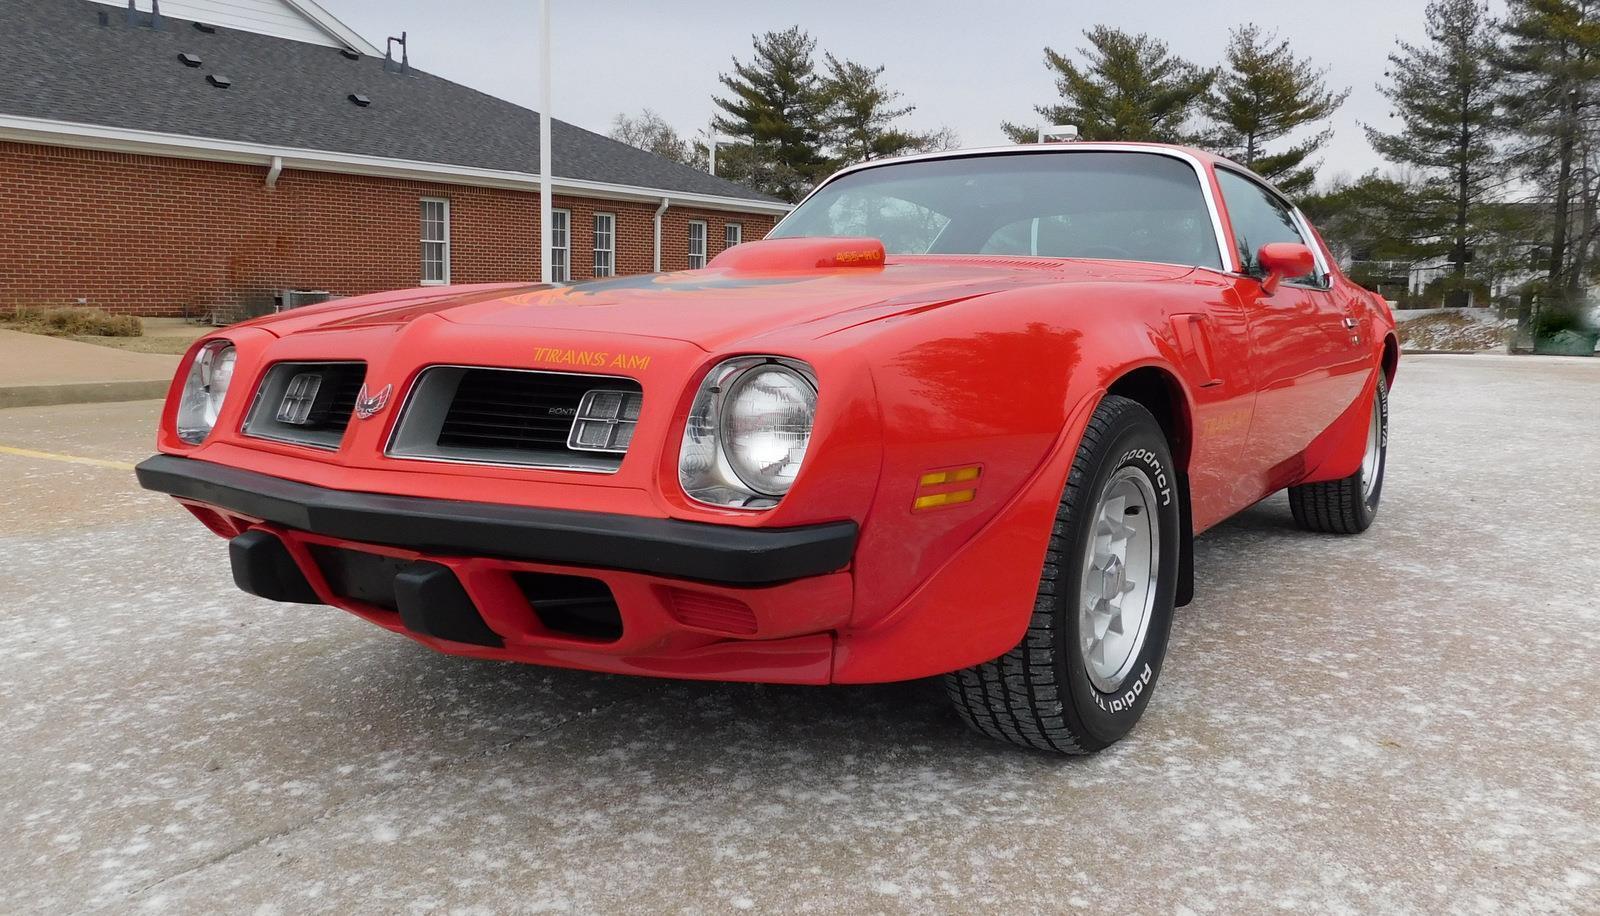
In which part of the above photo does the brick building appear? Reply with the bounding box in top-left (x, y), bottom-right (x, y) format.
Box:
top-left (0, 0), bottom-right (788, 317)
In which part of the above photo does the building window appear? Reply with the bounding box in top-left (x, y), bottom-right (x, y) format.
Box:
top-left (550, 208), bottom-right (570, 283)
top-left (420, 198), bottom-right (450, 284)
top-left (593, 212), bottom-right (615, 277)
top-left (725, 222), bottom-right (743, 249)
top-left (687, 220), bottom-right (707, 269)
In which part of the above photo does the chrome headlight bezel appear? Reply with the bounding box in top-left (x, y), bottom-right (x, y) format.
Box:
top-left (678, 356), bottom-right (817, 509)
top-left (175, 339), bottom-right (237, 444)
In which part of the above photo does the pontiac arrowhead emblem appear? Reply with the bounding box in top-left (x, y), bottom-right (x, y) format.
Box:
top-left (353, 383), bottom-right (392, 419)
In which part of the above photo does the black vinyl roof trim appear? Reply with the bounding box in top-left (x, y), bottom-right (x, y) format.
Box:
top-left (1, 0), bottom-right (777, 205)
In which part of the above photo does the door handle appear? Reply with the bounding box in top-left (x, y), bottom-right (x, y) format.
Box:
top-left (1342, 317), bottom-right (1358, 329)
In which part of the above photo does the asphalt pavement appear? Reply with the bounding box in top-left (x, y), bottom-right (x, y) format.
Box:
top-left (1, 354), bottom-right (1596, 914)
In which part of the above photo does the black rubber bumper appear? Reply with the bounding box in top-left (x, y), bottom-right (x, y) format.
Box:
top-left (135, 454), bottom-right (858, 586)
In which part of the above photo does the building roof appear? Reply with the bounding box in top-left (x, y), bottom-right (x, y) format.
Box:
top-left (0, 0), bottom-right (780, 208)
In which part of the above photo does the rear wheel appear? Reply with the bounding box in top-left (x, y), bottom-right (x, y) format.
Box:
top-left (1287, 370), bottom-right (1389, 534)
top-left (944, 395), bottom-right (1181, 754)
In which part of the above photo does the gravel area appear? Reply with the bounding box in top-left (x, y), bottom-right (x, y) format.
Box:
top-left (1, 354), bottom-right (1596, 914)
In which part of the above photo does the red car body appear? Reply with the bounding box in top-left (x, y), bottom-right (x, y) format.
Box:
top-left (138, 144), bottom-right (1397, 687)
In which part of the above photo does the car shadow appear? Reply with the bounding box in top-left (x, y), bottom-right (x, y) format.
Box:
top-left (310, 493), bottom-right (1316, 774)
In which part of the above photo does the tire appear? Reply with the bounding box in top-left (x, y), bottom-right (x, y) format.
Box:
top-left (944, 395), bottom-right (1181, 754)
top-left (1287, 370), bottom-right (1389, 535)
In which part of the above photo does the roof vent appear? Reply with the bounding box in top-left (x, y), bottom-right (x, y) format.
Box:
top-left (178, 52), bottom-right (202, 68)
top-left (125, 0), bottom-right (165, 30)
top-left (383, 32), bottom-right (411, 75)
top-left (193, 21), bottom-right (216, 34)
top-left (207, 74), bottom-right (232, 89)
top-left (348, 94), bottom-right (371, 107)
top-left (340, 48), bottom-right (360, 61)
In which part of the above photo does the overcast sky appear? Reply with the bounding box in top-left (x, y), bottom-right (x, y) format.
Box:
top-left (326, 0), bottom-right (1446, 187)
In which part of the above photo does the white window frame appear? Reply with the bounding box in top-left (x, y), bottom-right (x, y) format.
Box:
top-left (687, 220), bottom-right (707, 269)
top-left (593, 212), bottom-right (615, 278)
top-left (725, 222), bottom-right (743, 249)
top-left (420, 197), bottom-right (450, 285)
top-left (550, 208), bottom-right (571, 283)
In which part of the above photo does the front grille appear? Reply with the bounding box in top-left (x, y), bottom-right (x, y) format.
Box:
top-left (387, 367), bottom-right (643, 472)
top-left (243, 361), bottom-right (367, 450)
top-left (438, 369), bottom-right (603, 451)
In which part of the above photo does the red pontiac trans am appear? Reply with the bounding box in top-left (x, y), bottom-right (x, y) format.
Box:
top-left (137, 143), bottom-right (1397, 754)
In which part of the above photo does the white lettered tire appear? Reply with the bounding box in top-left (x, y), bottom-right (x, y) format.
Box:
top-left (944, 395), bottom-right (1181, 753)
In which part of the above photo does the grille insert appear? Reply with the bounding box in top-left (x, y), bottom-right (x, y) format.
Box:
top-left (243, 361), bottom-right (366, 450)
top-left (388, 367), bottom-right (643, 472)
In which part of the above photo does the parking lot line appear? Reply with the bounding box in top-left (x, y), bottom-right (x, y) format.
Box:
top-left (0, 443), bottom-right (137, 471)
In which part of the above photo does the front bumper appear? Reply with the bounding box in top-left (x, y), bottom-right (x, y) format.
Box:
top-left (135, 454), bottom-right (857, 585)
top-left (136, 454), bottom-right (858, 684)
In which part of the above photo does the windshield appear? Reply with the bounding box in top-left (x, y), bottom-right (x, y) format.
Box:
top-left (770, 151), bottom-right (1223, 270)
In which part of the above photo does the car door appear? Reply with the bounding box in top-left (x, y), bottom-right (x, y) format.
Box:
top-left (1214, 168), bottom-right (1366, 480)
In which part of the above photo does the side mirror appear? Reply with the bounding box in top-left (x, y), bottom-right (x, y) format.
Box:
top-left (1255, 242), bottom-right (1316, 294)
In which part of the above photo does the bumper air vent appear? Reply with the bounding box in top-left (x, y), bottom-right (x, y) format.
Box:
top-left (663, 588), bottom-right (759, 636)
top-left (514, 572), bottom-right (622, 641)
top-left (306, 544), bottom-right (408, 612)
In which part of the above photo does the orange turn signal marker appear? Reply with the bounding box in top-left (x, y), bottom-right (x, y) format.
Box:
top-left (918, 466), bottom-right (981, 488)
top-left (913, 488), bottom-right (976, 511)
top-left (914, 464), bottom-right (982, 511)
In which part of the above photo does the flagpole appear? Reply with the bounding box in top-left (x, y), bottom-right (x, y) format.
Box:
top-left (537, 0), bottom-right (553, 284)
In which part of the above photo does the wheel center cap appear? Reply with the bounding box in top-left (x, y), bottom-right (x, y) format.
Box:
top-left (1101, 555), bottom-right (1126, 602)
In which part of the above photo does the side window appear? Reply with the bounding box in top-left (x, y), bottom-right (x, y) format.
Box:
top-left (687, 220), bottom-right (707, 269)
top-left (1214, 169), bottom-right (1318, 285)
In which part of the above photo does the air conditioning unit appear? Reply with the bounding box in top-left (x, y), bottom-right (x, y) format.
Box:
top-left (275, 289), bottom-right (332, 311)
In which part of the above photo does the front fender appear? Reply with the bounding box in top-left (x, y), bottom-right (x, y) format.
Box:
top-left (832, 386), bottom-right (1104, 682)
top-left (825, 284), bottom-right (1198, 682)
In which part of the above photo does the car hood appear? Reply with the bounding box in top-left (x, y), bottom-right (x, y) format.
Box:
top-left (249, 253), bottom-right (1199, 351)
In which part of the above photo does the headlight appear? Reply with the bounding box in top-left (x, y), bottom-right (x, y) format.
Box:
top-left (175, 340), bottom-right (237, 444)
top-left (679, 357), bottom-right (817, 508)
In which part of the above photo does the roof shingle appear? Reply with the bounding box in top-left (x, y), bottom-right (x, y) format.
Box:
top-left (0, 0), bottom-right (778, 204)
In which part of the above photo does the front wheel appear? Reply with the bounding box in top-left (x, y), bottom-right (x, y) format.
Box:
top-left (1287, 369), bottom-right (1389, 535)
top-left (944, 395), bottom-right (1181, 754)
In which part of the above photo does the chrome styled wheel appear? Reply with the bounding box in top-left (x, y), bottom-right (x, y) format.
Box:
top-left (1360, 392), bottom-right (1383, 502)
top-left (1078, 466), bottom-right (1160, 693)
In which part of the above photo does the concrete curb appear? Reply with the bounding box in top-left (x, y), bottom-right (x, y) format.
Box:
top-left (0, 380), bottom-right (170, 410)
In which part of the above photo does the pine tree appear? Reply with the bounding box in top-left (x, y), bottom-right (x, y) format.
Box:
top-left (1206, 24), bottom-right (1349, 195)
top-left (1002, 27), bottom-right (1214, 144)
top-left (712, 27), bottom-right (830, 202)
top-left (1366, 0), bottom-right (1500, 287)
top-left (819, 54), bottom-right (948, 163)
top-left (1495, 0), bottom-right (1600, 295)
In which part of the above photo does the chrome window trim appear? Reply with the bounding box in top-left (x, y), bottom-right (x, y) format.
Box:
top-left (383, 364), bottom-right (642, 474)
top-left (1212, 164), bottom-right (1333, 290)
top-left (772, 143), bottom-right (1239, 274)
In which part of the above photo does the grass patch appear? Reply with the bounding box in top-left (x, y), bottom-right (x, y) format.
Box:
top-left (1396, 310), bottom-right (1511, 351)
top-left (3, 307), bottom-right (143, 338)
top-left (66, 335), bottom-right (195, 355)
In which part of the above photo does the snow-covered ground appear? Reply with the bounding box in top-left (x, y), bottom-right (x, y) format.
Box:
top-left (2, 359), bottom-right (1598, 914)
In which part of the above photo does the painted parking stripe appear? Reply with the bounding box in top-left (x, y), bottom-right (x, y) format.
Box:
top-left (0, 444), bottom-right (136, 471)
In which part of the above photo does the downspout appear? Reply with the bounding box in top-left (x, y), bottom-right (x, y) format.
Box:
top-left (653, 197), bottom-right (669, 272)
top-left (265, 155), bottom-right (282, 189)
